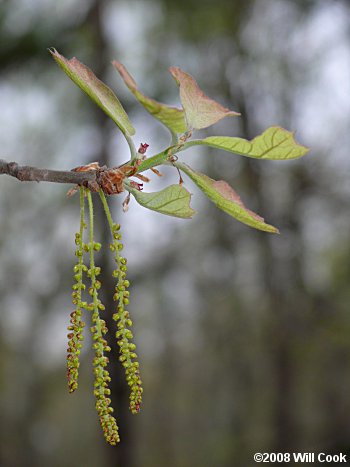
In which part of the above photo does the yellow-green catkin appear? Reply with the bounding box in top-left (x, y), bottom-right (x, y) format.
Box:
top-left (86, 190), bottom-right (120, 445)
top-left (67, 187), bottom-right (87, 393)
top-left (111, 226), bottom-right (143, 414)
top-left (99, 190), bottom-right (143, 414)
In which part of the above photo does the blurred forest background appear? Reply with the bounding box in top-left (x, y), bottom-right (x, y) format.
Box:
top-left (0, 0), bottom-right (350, 466)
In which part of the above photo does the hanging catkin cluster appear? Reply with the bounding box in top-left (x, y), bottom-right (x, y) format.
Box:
top-left (67, 188), bottom-right (87, 393)
top-left (109, 222), bottom-right (143, 414)
top-left (66, 187), bottom-right (142, 445)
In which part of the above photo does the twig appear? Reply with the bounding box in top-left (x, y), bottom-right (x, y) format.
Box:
top-left (0, 159), bottom-right (98, 186)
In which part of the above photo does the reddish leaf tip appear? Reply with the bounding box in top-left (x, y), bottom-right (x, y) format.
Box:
top-left (212, 180), bottom-right (265, 223)
top-left (169, 66), bottom-right (240, 130)
top-left (112, 60), bottom-right (137, 89)
top-left (51, 49), bottom-right (135, 136)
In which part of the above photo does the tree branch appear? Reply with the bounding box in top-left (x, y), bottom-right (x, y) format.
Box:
top-left (0, 159), bottom-right (98, 186)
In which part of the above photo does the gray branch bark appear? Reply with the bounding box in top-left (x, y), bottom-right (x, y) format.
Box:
top-left (0, 159), bottom-right (98, 186)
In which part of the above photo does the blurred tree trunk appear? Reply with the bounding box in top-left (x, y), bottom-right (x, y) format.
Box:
top-left (87, 1), bottom-right (134, 465)
top-left (238, 94), bottom-right (297, 453)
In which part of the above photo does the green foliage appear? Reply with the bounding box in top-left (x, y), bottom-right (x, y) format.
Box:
top-left (169, 66), bottom-right (240, 130)
top-left (127, 183), bottom-right (195, 218)
top-left (177, 163), bottom-right (278, 233)
top-left (50, 49), bottom-right (135, 138)
top-left (113, 61), bottom-right (187, 135)
top-left (180, 126), bottom-right (309, 160)
top-left (53, 49), bottom-right (308, 229)
top-left (52, 50), bottom-right (309, 445)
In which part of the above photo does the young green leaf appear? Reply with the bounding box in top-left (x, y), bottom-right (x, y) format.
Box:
top-left (169, 67), bottom-right (240, 131)
top-left (180, 126), bottom-right (309, 160)
top-left (177, 163), bottom-right (278, 233)
top-left (127, 184), bottom-right (195, 219)
top-left (113, 61), bottom-right (187, 135)
top-left (50, 49), bottom-right (135, 137)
